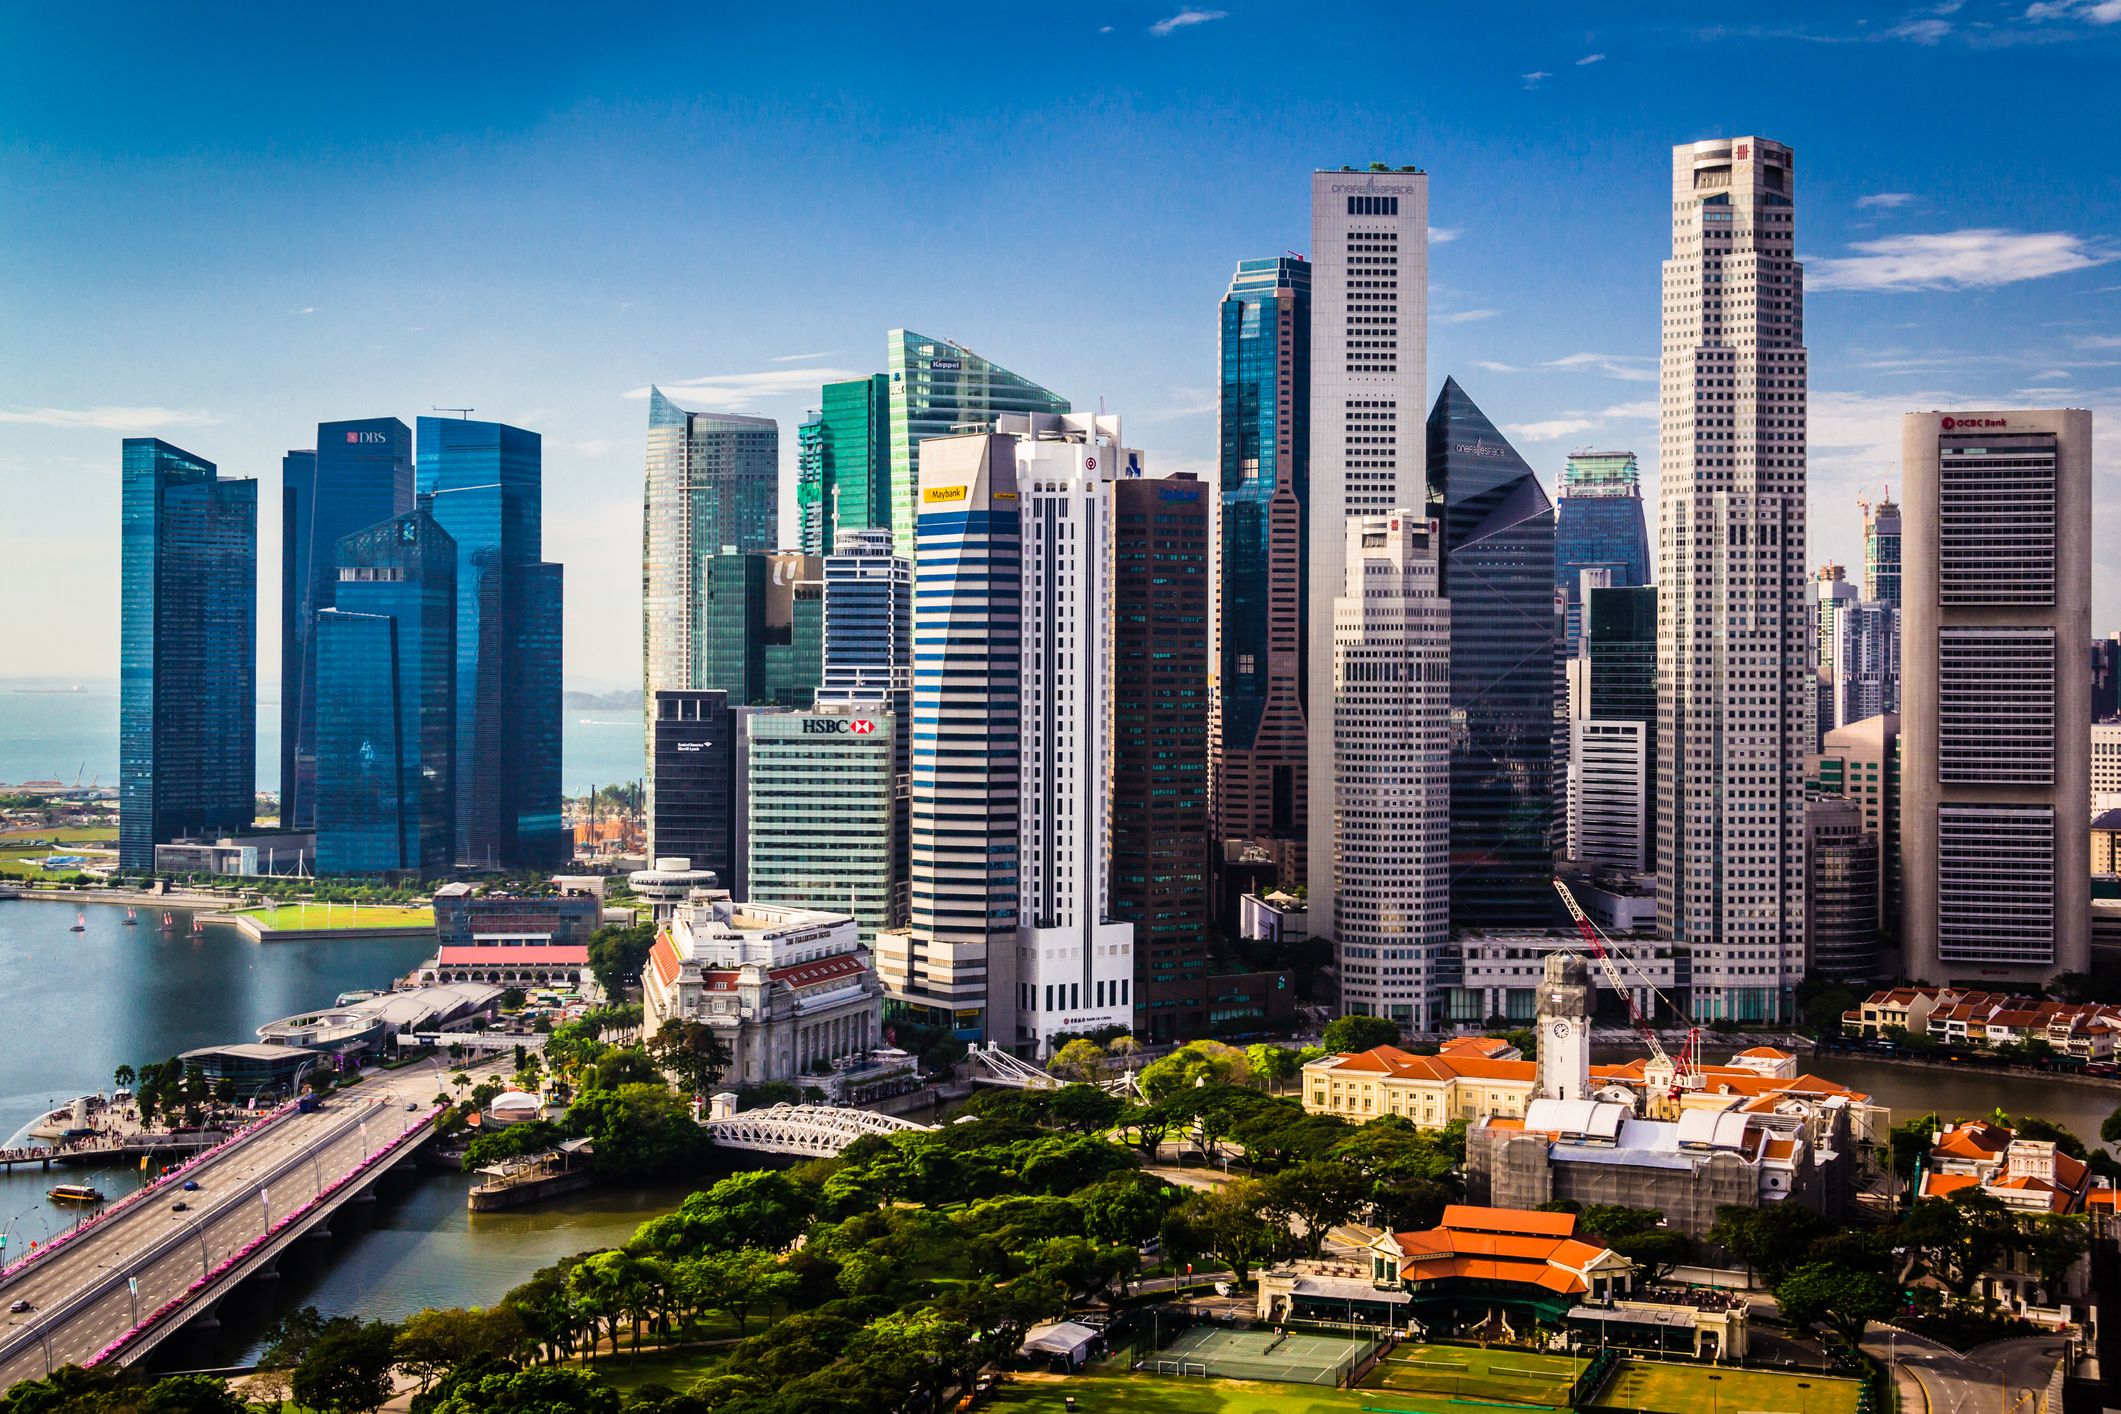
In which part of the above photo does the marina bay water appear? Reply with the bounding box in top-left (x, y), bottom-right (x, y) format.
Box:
top-left (0, 681), bottom-right (641, 797)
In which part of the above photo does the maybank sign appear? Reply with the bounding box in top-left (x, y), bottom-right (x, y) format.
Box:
top-left (923, 485), bottom-right (967, 503)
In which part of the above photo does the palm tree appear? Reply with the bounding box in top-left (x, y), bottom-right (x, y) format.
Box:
top-left (113, 1064), bottom-right (136, 1093)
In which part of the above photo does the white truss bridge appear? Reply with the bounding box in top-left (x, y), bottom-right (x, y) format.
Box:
top-left (964, 1042), bottom-right (1139, 1097)
top-left (700, 1103), bottom-right (934, 1158)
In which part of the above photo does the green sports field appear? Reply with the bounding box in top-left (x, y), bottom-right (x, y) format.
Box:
top-left (1597, 1358), bottom-right (1863, 1414)
top-left (987, 1373), bottom-right (1378, 1414)
top-left (237, 902), bottom-right (435, 931)
top-left (1361, 1343), bottom-right (1583, 1406)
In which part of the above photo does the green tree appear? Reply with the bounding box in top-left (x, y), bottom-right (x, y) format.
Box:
top-left (257, 1305), bottom-right (331, 1369)
top-left (2102, 1105), bottom-right (2121, 1147)
top-left (393, 1306), bottom-right (531, 1392)
top-left (1245, 1044), bottom-right (1302, 1094)
top-left (585, 921), bottom-right (657, 1001)
top-left (1320, 1014), bottom-right (1401, 1054)
top-left (1076, 1172), bottom-right (1179, 1248)
top-left (1047, 1083), bottom-right (1123, 1135)
top-left (1775, 1261), bottom-right (1898, 1346)
top-left (1046, 1038), bottom-right (1107, 1083)
top-left (1137, 1041), bottom-right (1253, 1101)
top-left (1607, 1229), bottom-right (1695, 1282)
top-left (113, 1064), bottom-right (136, 1093)
top-left (2010, 1116), bottom-right (2089, 1159)
top-left (138, 1373), bottom-right (255, 1413)
top-left (1707, 1202), bottom-right (1825, 1283)
top-left (291, 1317), bottom-right (399, 1413)
top-left (461, 1120), bottom-right (566, 1173)
top-left (564, 1082), bottom-right (706, 1180)
top-left (1260, 1160), bottom-right (1370, 1257)
top-left (644, 1021), bottom-right (733, 1098)
top-left (430, 1366), bottom-right (620, 1414)
top-left (681, 1247), bottom-right (797, 1336)
top-left (1181, 1179), bottom-right (1280, 1282)
top-left (630, 1170), bottom-right (813, 1257)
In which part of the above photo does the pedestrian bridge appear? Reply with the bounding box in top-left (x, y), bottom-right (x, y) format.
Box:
top-left (964, 1042), bottom-right (1139, 1097)
top-left (700, 1101), bottom-right (932, 1158)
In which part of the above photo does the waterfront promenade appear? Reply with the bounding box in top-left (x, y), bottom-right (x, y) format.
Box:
top-left (0, 1058), bottom-right (443, 1388)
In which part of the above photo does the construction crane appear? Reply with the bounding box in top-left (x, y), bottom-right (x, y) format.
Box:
top-left (1552, 879), bottom-right (1703, 1095)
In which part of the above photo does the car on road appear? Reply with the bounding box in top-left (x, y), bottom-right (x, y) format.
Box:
top-left (406, 1102), bottom-right (419, 1111)
top-left (171, 1201), bottom-right (189, 1212)
top-left (181, 1180), bottom-right (200, 1191)
top-left (8, 1300), bottom-right (31, 1313)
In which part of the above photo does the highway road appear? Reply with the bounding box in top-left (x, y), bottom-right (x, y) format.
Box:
top-left (1862, 1329), bottom-right (2066, 1414)
top-left (0, 1059), bottom-right (443, 1392)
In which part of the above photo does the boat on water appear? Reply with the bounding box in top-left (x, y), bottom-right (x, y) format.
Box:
top-left (160, 911), bottom-right (175, 930)
top-left (46, 1184), bottom-right (104, 1205)
top-left (68, 911), bottom-right (85, 933)
top-left (124, 906), bottom-right (138, 925)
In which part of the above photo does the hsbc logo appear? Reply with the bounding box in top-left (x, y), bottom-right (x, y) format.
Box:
top-left (1941, 416), bottom-right (2006, 431)
top-left (802, 718), bottom-right (876, 736)
top-left (345, 431), bottom-right (391, 444)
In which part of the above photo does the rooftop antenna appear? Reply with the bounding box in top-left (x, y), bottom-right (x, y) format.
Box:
top-left (432, 406), bottom-right (475, 420)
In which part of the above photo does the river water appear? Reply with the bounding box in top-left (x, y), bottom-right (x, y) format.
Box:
top-left (4, 896), bottom-right (2117, 1367)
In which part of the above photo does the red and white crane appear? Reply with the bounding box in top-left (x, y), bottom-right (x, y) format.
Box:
top-left (1551, 878), bottom-right (1703, 1094)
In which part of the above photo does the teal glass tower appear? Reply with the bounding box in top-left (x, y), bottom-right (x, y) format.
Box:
top-left (1426, 377), bottom-right (1558, 931)
top-left (416, 416), bottom-right (564, 867)
top-left (885, 330), bottom-right (1067, 551)
top-left (1213, 256), bottom-right (1311, 884)
top-left (796, 409), bottom-right (826, 554)
top-left (819, 374), bottom-right (891, 549)
top-left (315, 503), bottom-right (456, 876)
top-left (280, 418), bottom-right (413, 829)
top-left (119, 439), bottom-right (257, 872)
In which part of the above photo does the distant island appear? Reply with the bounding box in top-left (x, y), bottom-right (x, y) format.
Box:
top-left (564, 688), bottom-right (639, 710)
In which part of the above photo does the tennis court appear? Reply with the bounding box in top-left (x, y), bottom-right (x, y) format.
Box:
top-left (1596, 1359), bottom-right (1863, 1414)
top-left (1140, 1325), bottom-right (1377, 1387)
top-left (1359, 1343), bottom-right (1583, 1408)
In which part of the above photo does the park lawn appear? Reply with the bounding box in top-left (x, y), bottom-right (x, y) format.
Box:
top-left (987, 1372), bottom-right (1398, 1414)
top-left (0, 824), bottom-right (118, 842)
top-left (576, 1346), bottom-right (729, 1393)
top-left (238, 902), bottom-right (435, 930)
top-left (1363, 1342), bottom-right (1583, 1404)
top-left (1602, 1359), bottom-right (1864, 1414)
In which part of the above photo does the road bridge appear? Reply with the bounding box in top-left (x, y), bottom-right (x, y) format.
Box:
top-left (701, 1103), bottom-right (932, 1158)
top-left (0, 1062), bottom-right (444, 1388)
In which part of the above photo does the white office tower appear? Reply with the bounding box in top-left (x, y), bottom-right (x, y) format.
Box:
top-left (2093, 722), bottom-right (2121, 814)
top-left (1012, 412), bottom-right (1137, 1054)
top-left (819, 527), bottom-right (913, 925)
top-left (1656, 137), bottom-right (1809, 1024)
top-left (1331, 513), bottom-right (1451, 1028)
top-left (1902, 409), bottom-right (2092, 987)
top-left (1827, 599), bottom-right (1900, 730)
top-left (1568, 720), bottom-right (1649, 871)
top-left (1305, 167), bottom-right (1430, 928)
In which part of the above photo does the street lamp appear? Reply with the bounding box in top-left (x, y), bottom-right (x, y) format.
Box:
top-left (182, 1211), bottom-right (210, 1277)
top-left (0, 1203), bottom-right (39, 1266)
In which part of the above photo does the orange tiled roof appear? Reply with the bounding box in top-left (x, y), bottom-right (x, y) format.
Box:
top-left (1326, 1046), bottom-right (1535, 1084)
top-left (1934, 1122), bottom-right (2013, 1161)
top-left (1736, 1046), bottom-right (1794, 1059)
top-left (1439, 1036), bottom-right (1515, 1058)
top-left (2087, 1190), bottom-right (2117, 1210)
top-left (1921, 1173), bottom-right (1981, 1199)
top-left (648, 933), bottom-right (683, 988)
top-left (1440, 1205), bottom-right (1580, 1237)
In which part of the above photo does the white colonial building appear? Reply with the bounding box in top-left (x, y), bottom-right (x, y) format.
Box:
top-left (642, 897), bottom-right (883, 1090)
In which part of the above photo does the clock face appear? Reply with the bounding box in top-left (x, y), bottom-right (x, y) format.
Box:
top-left (1550, 1020), bottom-right (1571, 1038)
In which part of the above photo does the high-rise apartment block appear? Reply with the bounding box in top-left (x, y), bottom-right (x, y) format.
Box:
top-left (119, 439), bottom-right (258, 872)
top-left (1656, 136), bottom-right (1809, 1023)
top-left (1554, 450), bottom-right (1650, 655)
top-left (417, 416), bottom-right (564, 868)
top-left (885, 330), bottom-right (1068, 552)
top-left (746, 704), bottom-right (897, 946)
top-left (1826, 599), bottom-right (1900, 730)
top-left (1902, 408), bottom-right (2092, 986)
top-left (1331, 513), bottom-right (1451, 1028)
top-left (1428, 378), bottom-right (1558, 930)
top-left (279, 418), bottom-right (413, 828)
top-left (876, 430), bottom-right (1023, 1036)
top-left (314, 504), bottom-right (456, 876)
top-left (1012, 415), bottom-right (1138, 1051)
top-left (1112, 472), bottom-right (1212, 1041)
top-left (1214, 256), bottom-right (1312, 893)
top-left (1305, 166), bottom-right (1430, 931)
top-left (1863, 493), bottom-right (1901, 606)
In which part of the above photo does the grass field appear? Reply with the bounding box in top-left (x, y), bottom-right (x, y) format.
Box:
top-left (989, 1373), bottom-right (1382, 1414)
top-left (572, 1346), bottom-right (728, 1393)
top-left (1361, 1343), bottom-right (1582, 1407)
top-left (1598, 1359), bottom-right (1864, 1414)
top-left (238, 902), bottom-right (435, 931)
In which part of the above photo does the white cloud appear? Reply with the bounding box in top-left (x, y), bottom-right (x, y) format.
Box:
top-left (1148, 7), bottom-right (1225, 36)
top-left (1135, 388), bottom-right (1218, 423)
top-left (1576, 52), bottom-right (1605, 64)
top-left (1809, 228), bottom-right (2118, 292)
top-left (0, 405), bottom-right (223, 432)
top-left (1429, 226), bottom-right (1462, 245)
top-left (1598, 401), bottom-right (1659, 420)
top-left (2074, 334), bottom-right (2121, 350)
top-left (1886, 16), bottom-right (1953, 41)
top-left (624, 368), bottom-right (867, 412)
top-left (298, 307), bottom-right (317, 315)
top-left (1520, 70), bottom-right (1552, 88)
top-left (1545, 351), bottom-right (1657, 382)
top-left (769, 350), bottom-right (838, 363)
top-left (1855, 192), bottom-right (1915, 210)
top-left (1504, 418), bottom-right (1597, 442)
top-left (2026, 0), bottom-right (2121, 22)
top-left (1475, 359), bottom-right (1525, 374)
top-left (1439, 308), bottom-right (1499, 324)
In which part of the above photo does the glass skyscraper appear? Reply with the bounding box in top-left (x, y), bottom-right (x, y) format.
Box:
top-left (885, 330), bottom-right (1067, 552)
top-left (819, 374), bottom-right (891, 549)
top-left (746, 704), bottom-right (897, 945)
top-left (416, 416), bottom-right (564, 867)
top-left (1586, 583), bottom-right (1658, 867)
top-left (1426, 378), bottom-right (1558, 931)
top-left (119, 439), bottom-right (257, 872)
top-left (796, 410), bottom-right (826, 554)
top-left (279, 419), bottom-right (413, 829)
top-left (1214, 257), bottom-right (1311, 887)
top-left (820, 528), bottom-right (913, 927)
top-left (314, 504), bottom-right (456, 876)
top-left (701, 551), bottom-right (823, 709)
top-left (1554, 450), bottom-right (1649, 656)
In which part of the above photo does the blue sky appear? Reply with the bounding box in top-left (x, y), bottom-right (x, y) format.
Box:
top-left (3, 1), bottom-right (2117, 689)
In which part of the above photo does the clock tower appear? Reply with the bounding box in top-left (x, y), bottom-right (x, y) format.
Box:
top-left (1536, 952), bottom-right (1593, 1101)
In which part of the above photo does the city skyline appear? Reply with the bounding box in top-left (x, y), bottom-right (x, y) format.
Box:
top-left (7, 5), bottom-right (2121, 688)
